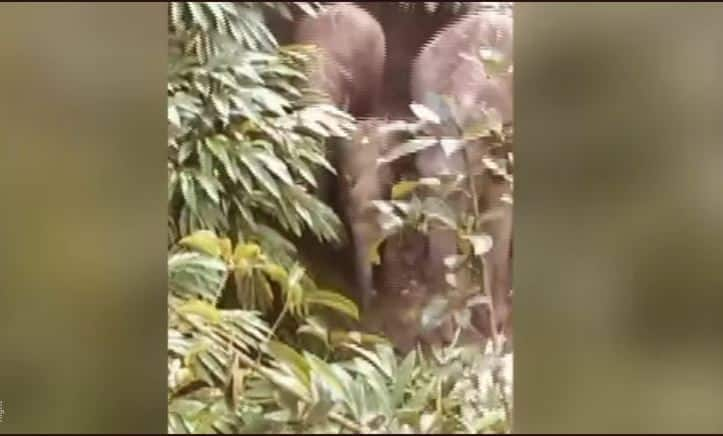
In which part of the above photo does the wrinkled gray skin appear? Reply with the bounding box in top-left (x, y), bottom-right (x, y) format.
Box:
top-left (411, 12), bottom-right (513, 122)
top-left (294, 4), bottom-right (389, 310)
top-left (294, 3), bottom-right (387, 118)
top-left (410, 12), bottom-right (514, 337)
top-left (336, 120), bottom-right (399, 310)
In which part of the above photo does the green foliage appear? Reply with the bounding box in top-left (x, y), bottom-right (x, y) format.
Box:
top-left (168, 2), bottom-right (354, 258)
top-left (366, 18), bottom-right (516, 429)
top-left (169, 231), bottom-right (511, 434)
top-left (374, 99), bottom-right (514, 333)
top-left (167, 2), bottom-right (513, 434)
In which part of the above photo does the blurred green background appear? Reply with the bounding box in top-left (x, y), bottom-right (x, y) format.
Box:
top-left (0, 3), bottom-right (168, 434)
top-left (1, 2), bottom-right (722, 433)
top-left (515, 3), bottom-right (723, 433)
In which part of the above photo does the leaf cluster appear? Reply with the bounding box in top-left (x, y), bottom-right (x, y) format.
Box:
top-left (166, 2), bottom-right (513, 434)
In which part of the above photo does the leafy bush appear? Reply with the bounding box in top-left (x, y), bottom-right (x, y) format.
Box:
top-left (167, 2), bottom-right (513, 434)
top-left (168, 231), bottom-right (512, 433)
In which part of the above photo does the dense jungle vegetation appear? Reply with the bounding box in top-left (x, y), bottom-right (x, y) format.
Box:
top-left (167, 2), bottom-right (514, 433)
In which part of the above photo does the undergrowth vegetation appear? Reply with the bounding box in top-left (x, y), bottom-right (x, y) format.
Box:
top-left (167, 2), bottom-right (514, 433)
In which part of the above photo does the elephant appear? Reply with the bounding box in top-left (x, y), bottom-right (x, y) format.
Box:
top-left (409, 11), bottom-right (514, 338)
top-left (293, 2), bottom-right (387, 118)
top-left (293, 5), bottom-right (515, 340)
top-left (334, 118), bottom-right (427, 311)
top-left (289, 3), bottom-right (389, 310)
top-left (411, 11), bottom-right (513, 126)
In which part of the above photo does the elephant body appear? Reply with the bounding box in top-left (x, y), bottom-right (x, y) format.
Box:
top-left (290, 4), bottom-right (390, 309)
top-left (409, 11), bottom-right (514, 338)
top-left (283, 5), bottom-right (515, 344)
top-left (335, 119), bottom-right (397, 309)
top-left (411, 11), bottom-right (513, 123)
top-left (294, 3), bottom-right (386, 118)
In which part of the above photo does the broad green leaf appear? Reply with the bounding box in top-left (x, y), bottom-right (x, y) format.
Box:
top-left (211, 95), bottom-right (230, 122)
top-left (233, 242), bottom-right (261, 262)
top-left (224, 353), bottom-right (247, 411)
top-left (230, 95), bottom-right (261, 123)
top-left (267, 340), bottom-right (311, 386)
top-left (168, 104), bottom-right (181, 127)
top-left (287, 263), bottom-right (306, 288)
top-left (377, 344), bottom-right (398, 376)
top-left (392, 351), bottom-right (417, 407)
top-left (304, 376), bottom-right (335, 426)
top-left (343, 343), bottom-right (391, 379)
top-left (210, 71), bottom-right (239, 91)
top-left (391, 180), bottom-right (420, 200)
top-left (253, 150), bottom-right (294, 185)
top-left (296, 317), bottom-right (329, 347)
top-left (348, 375), bottom-right (367, 421)
top-left (254, 270), bottom-right (275, 307)
top-left (179, 230), bottom-right (222, 257)
top-left (293, 159), bottom-right (317, 188)
top-left (291, 199), bottom-right (314, 230)
top-left (168, 398), bottom-right (207, 417)
top-left (179, 171), bottom-right (198, 213)
top-left (260, 263), bottom-right (288, 286)
top-left (205, 136), bottom-right (240, 182)
top-left (219, 238), bottom-right (232, 263)
top-left (194, 173), bottom-right (221, 204)
top-left (240, 154), bottom-right (281, 199)
top-left (305, 290), bottom-right (359, 320)
top-left (263, 409), bottom-right (292, 423)
top-left (329, 330), bottom-right (359, 347)
top-left (304, 353), bottom-right (347, 403)
top-left (258, 366), bottom-right (311, 402)
top-left (352, 357), bottom-right (391, 416)
top-left (250, 88), bottom-right (289, 115)
top-left (177, 299), bottom-right (223, 325)
top-left (196, 350), bottom-right (228, 385)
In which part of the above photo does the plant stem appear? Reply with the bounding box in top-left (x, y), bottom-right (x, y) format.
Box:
top-left (462, 139), bottom-right (512, 429)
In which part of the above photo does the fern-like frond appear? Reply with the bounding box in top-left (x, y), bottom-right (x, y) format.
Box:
top-left (168, 33), bottom-right (353, 253)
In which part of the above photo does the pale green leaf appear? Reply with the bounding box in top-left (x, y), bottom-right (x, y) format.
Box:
top-left (267, 340), bottom-right (311, 385)
top-left (177, 299), bottom-right (223, 325)
top-left (391, 180), bottom-right (420, 200)
top-left (304, 353), bottom-right (347, 403)
top-left (305, 290), bottom-right (359, 320)
top-left (179, 230), bottom-right (222, 257)
top-left (253, 150), bottom-right (294, 185)
top-left (194, 173), bottom-right (221, 204)
top-left (179, 171), bottom-right (198, 213)
top-left (240, 154), bottom-right (281, 199)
